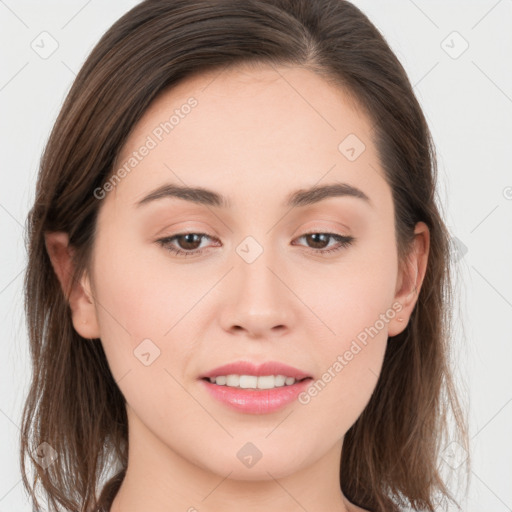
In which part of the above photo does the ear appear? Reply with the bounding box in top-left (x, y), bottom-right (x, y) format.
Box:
top-left (388, 221), bottom-right (430, 338)
top-left (44, 231), bottom-right (100, 339)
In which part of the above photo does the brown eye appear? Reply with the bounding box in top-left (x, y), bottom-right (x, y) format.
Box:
top-left (156, 233), bottom-right (217, 257)
top-left (293, 232), bottom-right (355, 255)
top-left (173, 233), bottom-right (203, 251)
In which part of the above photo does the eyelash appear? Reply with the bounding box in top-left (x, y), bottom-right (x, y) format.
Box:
top-left (156, 231), bottom-right (355, 258)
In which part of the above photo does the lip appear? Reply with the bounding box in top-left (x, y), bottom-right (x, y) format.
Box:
top-left (200, 377), bottom-right (313, 414)
top-left (199, 360), bottom-right (312, 380)
top-left (198, 360), bottom-right (313, 415)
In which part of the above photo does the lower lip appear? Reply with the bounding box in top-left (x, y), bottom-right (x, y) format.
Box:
top-left (200, 378), bottom-right (313, 414)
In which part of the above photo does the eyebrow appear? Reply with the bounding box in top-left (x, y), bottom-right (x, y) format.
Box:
top-left (135, 181), bottom-right (372, 209)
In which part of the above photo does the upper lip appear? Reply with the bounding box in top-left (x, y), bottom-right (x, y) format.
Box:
top-left (200, 361), bottom-right (312, 380)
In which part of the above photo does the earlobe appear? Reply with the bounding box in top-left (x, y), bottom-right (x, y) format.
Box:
top-left (44, 231), bottom-right (101, 339)
top-left (388, 222), bottom-right (430, 338)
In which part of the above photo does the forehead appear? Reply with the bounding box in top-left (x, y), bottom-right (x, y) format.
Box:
top-left (107, 64), bottom-right (385, 210)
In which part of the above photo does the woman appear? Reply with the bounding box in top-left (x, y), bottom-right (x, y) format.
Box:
top-left (20, 1), bottom-right (469, 511)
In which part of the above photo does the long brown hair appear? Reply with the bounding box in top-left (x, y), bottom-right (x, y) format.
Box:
top-left (21, 1), bottom-right (470, 510)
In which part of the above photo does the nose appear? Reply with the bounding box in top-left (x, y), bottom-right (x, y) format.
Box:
top-left (218, 245), bottom-right (296, 339)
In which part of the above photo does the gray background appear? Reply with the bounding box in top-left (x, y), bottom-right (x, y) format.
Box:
top-left (1, 0), bottom-right (511, 510)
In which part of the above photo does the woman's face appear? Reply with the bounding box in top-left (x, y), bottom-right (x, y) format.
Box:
top-left (76, 64), bottom-right (425, 489)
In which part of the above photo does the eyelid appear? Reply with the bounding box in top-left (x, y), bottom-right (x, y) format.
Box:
top-left (154, 220), bottom-right (216, 236)
top-left (296, 221), bottom-right (352, 237)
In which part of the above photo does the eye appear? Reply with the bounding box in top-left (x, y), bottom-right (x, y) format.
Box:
top-left (156, 231), bottom-right (354, 258)
top-left (292, 231), bottom-right (355, 256)
top-left (156, 232), bottom-right (219, 258)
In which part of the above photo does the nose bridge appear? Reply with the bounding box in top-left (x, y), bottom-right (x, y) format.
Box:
top-left (219, 237), bottom-right (295, 336)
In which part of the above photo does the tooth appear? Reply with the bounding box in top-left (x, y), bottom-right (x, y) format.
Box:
top-left (239, 375), bottom-right (258, 388)
top-left (226, 374), bottom-right (240, 387)
top-left (257, 375), bottom-right (275, 389)
top-left (215, 375), bottom-right (226, 385)
top-left (274, 375), bottom-right (286, 386)
top-left (285, 377), bottom-right (295, 386)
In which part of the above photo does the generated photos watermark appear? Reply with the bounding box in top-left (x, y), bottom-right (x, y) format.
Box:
top-left (93, 96), bottom-right (198, 200)
top-left (298, 300), bottom-right (403, 405)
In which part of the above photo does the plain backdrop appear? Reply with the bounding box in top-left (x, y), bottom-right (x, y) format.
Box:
top-left (1, 1), bottom-right (511, 510)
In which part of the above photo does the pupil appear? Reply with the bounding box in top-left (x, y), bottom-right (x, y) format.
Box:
top-left (308, 233), bottom-right (328, 249)
top-left (181, 234), bottom-right (200, 249)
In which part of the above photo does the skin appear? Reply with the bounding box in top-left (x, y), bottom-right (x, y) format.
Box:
top-left (45, 63), bottom-right (429, 512)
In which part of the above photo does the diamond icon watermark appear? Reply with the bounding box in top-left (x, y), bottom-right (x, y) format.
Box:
top-left (33, 442), bottom-right (58, 469)
top-left (134, 338), bottom-right (161, 366)
top-left (236, 236), bottom-right (264, 264)
top-left (236, 442), bottom-right (263, 468)
top-left (441, 440), bottom-right (468, 470)
top-left (31, 31), bottom-right (59, 59)
top-left (441, 31), bottom-right (469, 60)
top-left (338, 133), bottom-right (366, 162)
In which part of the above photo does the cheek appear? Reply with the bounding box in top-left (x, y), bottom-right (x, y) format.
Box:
top-left (92, 233), bottom-right (208, 336)
top-left (297, 296), bottom-right (389, 443)
top-left (91, 238), bottom-right (214, 387)
top-left (295, 246), bottom-right (396, 430)
top-left (303, 242), bottom-right (398, 343)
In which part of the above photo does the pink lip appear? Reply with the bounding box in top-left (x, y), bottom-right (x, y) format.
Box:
top-left (198, 361), bottom-right (313, 414)
top-left (200, 378), bottom-right (312, 414)
top-left (199, 360), bottom-right (311, 380)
